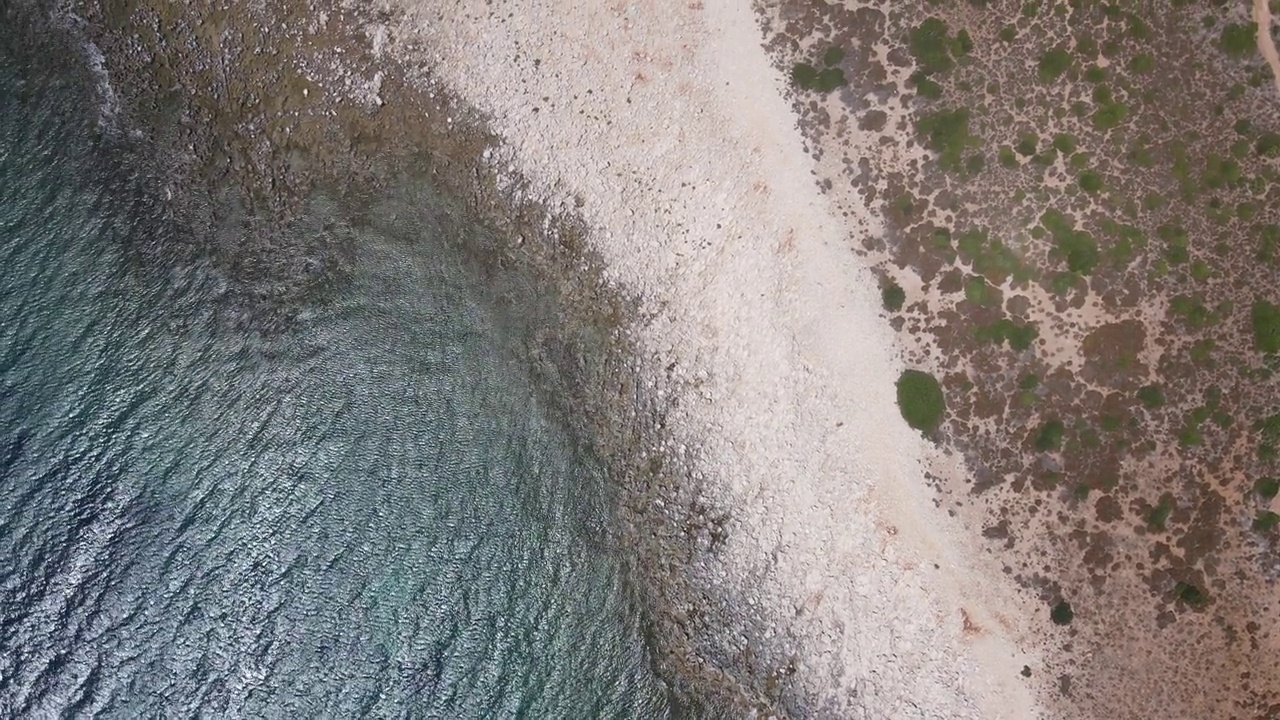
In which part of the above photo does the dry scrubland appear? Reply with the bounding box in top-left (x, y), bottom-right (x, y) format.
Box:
top-left (762, 0), bottom-right (1280, 716)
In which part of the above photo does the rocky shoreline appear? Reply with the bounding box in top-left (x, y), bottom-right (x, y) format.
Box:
top-left (379, 1), bottom-right (1046, 717)
top-left (55, 0), bottom-right (797, 715)
top-left (36, 0), bottom-right (1280, 715)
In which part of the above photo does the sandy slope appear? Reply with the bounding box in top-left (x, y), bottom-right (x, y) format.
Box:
top-left (1257, 0), bottom-right (1280, 97)
top-left (379, 1), bottom-right (1046, 716)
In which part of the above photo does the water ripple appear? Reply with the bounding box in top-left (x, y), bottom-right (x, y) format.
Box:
top-left (0, 35), bottom-right (672, 720)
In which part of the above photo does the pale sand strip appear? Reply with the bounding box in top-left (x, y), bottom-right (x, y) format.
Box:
top-left (380, 1), bottom-right (1044, 715)
top-left (1257, 0), bottom-right (1280, 98)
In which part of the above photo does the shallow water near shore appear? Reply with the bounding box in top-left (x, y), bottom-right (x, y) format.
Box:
top-left (0, 32), bottom-right (676, 718)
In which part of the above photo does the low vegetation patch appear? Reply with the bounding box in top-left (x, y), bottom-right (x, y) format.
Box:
top-left (916, 107), bottom-right (975, 173)
top-left (1042, 209), bottom-right (1099, 275)
top-left (1138, 384), bottom-right (1164, 408)
top-left (956, 229), bottom-right (1028, 282)
top-left (1147, 494), bottom-right (1175, 531)
top-left (975, 318), bottom-right (1038, 350)
top-left (1035, 419), bottom-right (1066, 451)
top-left (1092, 101), bottom-right (1128, 131)
top-left (791, 46), bottom-right (847, 93)
top-left (1256, 413), bottom-right (1280, 461)
top-left (1174, 582), bottom-right (1209, 608)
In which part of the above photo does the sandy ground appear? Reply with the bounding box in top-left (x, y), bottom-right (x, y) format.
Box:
top-left (1258, 0), bottom-right (1280, 97)
top-left (369, 1), bottom-right (1051, 716)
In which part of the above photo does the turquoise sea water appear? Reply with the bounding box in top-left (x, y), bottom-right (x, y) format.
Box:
top-left (0, 25), bottom-right (675, 718)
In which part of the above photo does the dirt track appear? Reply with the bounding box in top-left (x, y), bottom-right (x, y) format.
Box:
top-left (1257, 0), bottom-right (1280, 98)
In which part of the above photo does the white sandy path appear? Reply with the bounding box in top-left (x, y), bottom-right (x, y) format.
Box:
top-left (379, 1), bottom-right (1045, 716)
top-left (1257, 0), bottom-right (1280, 98)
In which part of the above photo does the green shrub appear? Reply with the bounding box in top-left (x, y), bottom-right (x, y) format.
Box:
top-left (1050, 600), bottom-right (1074, 625)
top-left (965, 153), bottom-right (986, 175)
top-left (1179, 424), bottom-right (1204, 447)
top-left (896, 370), bottom-right (946, 433)
top-left (1257, 133), bottom-right (1280, 157)
top-left (792, 63), bottom-right (846, 92)
top-left (1252, 300), bottom-right (1280, 353)
top-left (1138, 384), bottom-right (1164, 408)
top-left (1255, 477), bottom-right (1280, 499)
top-left (911, 72), bottom-right (945, 99)
top-left (1061, 234), bottom-right (1099, 274)
top-left (1033, 148), bottom-right (1057, 167)
top-left (1052, 133), bottom-right (1077, 154)
top-left (956, 229), bottom-right (1028, 282)
top-left (1174, 582), bottom-right (1208, 608)
top-left (1221, 24), bottom-right (1255, 56)
top-left (1078, 171), bottom-right (1103, 193)
top-left (1042, 209), bottom-right (1099, 274)
top-left (1106, 224), bottom-right (1146, 267)
top-left (1039, 48), bottom-right (1073, 82)
top-left (1160, 224), bottom-right (1190, 264)
top-left (1035, 419), bottom-right (1066, 451)
top-left (792, 63), bottom-right (819, 87)
top-left (1016, 133), bottom-right (1039, 156)
top-left (1093, 102), bottom-right (1128, 130)
top-left (1147, 494), bottom-right (1174, 531)
top-left (1191, 260), bottom-right (1213, 281)
top-left (916, 108), bottom-right (972, 171)
top-left (882, 282), bottom-right (906, 312)
top-left (910, 18), bottom-right (956, 75)
top-left (1258, 223), bottom-right (1280, 262)
top-left (1049, 272), bottom-right (1078, 295)
top-left (1202, 154), bottom-right (1242, 188)
top-left (1255, 511), bottom-right (1280, 532)
top-left (975, 319), bottom-right (1038, 350)
top-left (1126, 12), bottom-right (1152, 40)
top-left (1257, 413), bottom-right (1280, 460)
top-left (964, 275), bottom-right (991, 304)
top-left (1190, 338), bottom-right (1215, 365)
top-left (893, 193), bottom-right (918, 219)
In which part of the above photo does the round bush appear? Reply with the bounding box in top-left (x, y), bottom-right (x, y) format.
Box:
top-left (896, 370), bottom-right (946, 433)
top-left (1050, 600), bottom-right (1074, 626)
